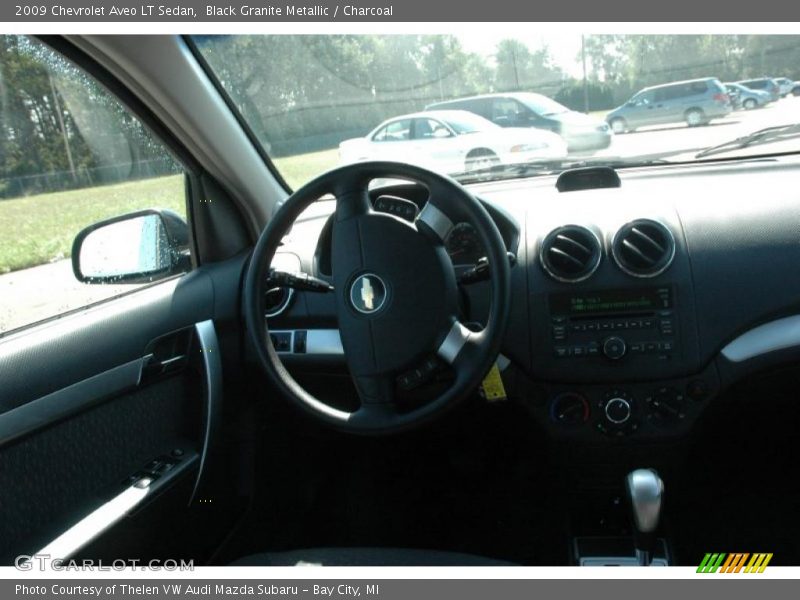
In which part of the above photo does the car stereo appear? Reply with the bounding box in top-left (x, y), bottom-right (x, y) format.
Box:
top-left (548, 286), bottom-right (675, 361)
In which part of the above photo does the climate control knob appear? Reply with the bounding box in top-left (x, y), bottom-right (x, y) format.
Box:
top-left (603, 336), bottom-right (627, 360)
top-left (597, 389), bottom-right (638, 436)
top-left (604, 397), bottom-right (632, 424)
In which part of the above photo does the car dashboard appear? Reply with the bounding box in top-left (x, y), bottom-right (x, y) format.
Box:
top-left (261, 156), bottom-right (800, 443)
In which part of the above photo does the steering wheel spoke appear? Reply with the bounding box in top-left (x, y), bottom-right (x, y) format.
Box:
top-left (436, 320), bottom-right (484, 373)
top-left (415, 193), bottom-right (455, 245)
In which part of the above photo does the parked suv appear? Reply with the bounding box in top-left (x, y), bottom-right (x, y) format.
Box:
top-left (737, 78), bottom-right (781, 102)
top-left (425, 92), bottom-right (612, 152)
top-left (606, 78), bottom-right (731, 133)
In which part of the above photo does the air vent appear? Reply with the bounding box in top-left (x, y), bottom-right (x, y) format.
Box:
top-left (265, 286), bottom-right (294, 318)
top-left (540, 225), bottom-right (602, 282)
top-left (612, 219), bottom-right (675, 278)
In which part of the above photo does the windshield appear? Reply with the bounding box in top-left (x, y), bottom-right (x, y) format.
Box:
top-left (192, 34), bottom-right (800, 188)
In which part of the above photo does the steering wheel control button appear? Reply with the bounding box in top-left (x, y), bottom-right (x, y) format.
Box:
top-left (349, 273), bottom-right (387, 315)
top-left (603, 336), bottom-right (627, 360)
top-left (398, 356), bottom-right (442, 390)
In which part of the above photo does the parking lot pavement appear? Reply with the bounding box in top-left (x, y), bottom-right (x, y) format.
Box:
top-left (0, 259), bottom-right (134, 334)
top-left (593, 95), bottom-right (800, 161)
top-left (2, 96), bottom-right (800, 335)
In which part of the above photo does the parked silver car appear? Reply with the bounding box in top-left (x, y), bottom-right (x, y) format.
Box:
top-left (774, 77), bottom-right (795, 97)
top-left (606, 78), bottom-right (731, 133)
top-left (425, 92), bottom-right (612, 152)
top-left (725, 82), bottom-right (771, 110)
top-left (736, 78), bottom-right (781, 102)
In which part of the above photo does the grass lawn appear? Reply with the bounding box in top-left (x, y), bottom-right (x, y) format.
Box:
top-left (273, 148), bottom-right (339, 189)
top-left (0, 175), bottom-right (185, 274)
top-left (0, 148), bottom-right (339, 274)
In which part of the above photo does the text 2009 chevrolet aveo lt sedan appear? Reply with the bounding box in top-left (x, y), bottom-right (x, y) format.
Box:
top-left (1, 33), bottom-right (800, 567)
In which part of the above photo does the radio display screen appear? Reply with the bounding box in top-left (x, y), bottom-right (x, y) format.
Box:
top-left (550, 287), bottom-right (671, 316)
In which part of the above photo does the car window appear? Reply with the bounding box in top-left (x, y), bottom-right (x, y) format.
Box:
top-left (653, 87), bottom-right (669, 102)
top-left (690, 81), bottom-right (709, 94)
top-left (632, 90), bottom-right (654, 105)
top-left (0, 35), bottom-right (190, 335)
top-left (373, 119), bottom-right (411, 142)
top-left (412, 119), bottom-right (451, 139)
top-left (492, 98), bottom-right (527, 123)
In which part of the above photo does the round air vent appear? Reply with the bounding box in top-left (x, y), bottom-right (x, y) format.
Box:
top-left (265, 286), bottom-right (294, 318)
top-left (540, 225), bottom-right (602, 282)
top-left (612, 219), bottom-right (675, 278)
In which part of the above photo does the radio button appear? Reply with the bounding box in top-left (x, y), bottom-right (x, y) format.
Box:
top-left (603, 336), bottom-right (627, 360)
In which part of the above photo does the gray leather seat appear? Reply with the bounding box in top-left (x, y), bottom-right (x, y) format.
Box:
top-left (231, 547), bottom-right (513, 566)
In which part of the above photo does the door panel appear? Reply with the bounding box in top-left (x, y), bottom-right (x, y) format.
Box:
top-left (0, 269), bottom-right (227, 565)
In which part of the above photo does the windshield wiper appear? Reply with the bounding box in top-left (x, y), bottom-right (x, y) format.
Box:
top-left (696, 123), bottom-right (800, 158)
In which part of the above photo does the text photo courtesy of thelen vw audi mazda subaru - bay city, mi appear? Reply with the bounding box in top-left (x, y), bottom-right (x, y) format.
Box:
top-left (2, 30), bottom-right (800, 572)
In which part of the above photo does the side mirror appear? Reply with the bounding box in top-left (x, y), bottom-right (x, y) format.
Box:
top-left (72, 209), bottom-right (191, 284)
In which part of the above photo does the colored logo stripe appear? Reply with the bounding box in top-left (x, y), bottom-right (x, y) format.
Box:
top-left (697, 553), bottom-right (726, 573)
top-left (697, 552), bottom-right (772, 573)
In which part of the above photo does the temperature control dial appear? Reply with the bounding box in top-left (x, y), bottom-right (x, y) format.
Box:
top-left (550, 392), bottom-right (590, 426)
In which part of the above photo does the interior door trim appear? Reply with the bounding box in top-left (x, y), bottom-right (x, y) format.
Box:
top-left (189, 319), bottom-right (222, 504)
top-left (0, 356), bottom-right (146, 450)
top-left (27, 452), bottom-right (199, 563)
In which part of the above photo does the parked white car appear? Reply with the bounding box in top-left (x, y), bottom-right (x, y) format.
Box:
top-left (338, 110), bottom-right (567, 176)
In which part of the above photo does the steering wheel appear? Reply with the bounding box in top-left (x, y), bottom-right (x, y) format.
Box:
top-left (244, 162), bottom-right (511, 434)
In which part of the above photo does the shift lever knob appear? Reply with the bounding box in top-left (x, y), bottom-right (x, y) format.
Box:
top-left (625, 468), bottom-right (664, 565)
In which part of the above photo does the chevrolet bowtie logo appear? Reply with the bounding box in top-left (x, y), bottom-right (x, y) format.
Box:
top-left (350, 273), bottom-right (386, 314)
top-left (361, 277), bottom-right (375, 311)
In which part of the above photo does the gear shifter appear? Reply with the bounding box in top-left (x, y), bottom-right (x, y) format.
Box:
top-left (625, 468), bottom-right (664, 566)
